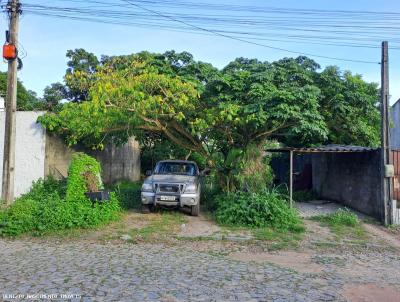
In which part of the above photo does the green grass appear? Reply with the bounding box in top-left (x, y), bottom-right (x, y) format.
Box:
top-left (128, 211), bottom-right (187, 242)
top-left (252, 226), bottom-right (305, 250)
top-left (311, 208), bottom-right (366, 241)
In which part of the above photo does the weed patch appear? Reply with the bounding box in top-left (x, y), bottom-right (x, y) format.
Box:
top-left (128, 211), bottom-right (187, 242)
top-left (311, 208), bottom-right (366, 241)
top-left (215, 189), bottom-right (303, 231)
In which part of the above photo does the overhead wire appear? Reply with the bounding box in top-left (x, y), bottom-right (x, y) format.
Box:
top-left (120, 0), bottom-right (381, 64)
top-left (21, 2), bottom-right (400, 43)
top-left (14, 0), bottom-right (400, 64)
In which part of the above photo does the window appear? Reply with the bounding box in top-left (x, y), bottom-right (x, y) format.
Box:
top-left (154, 162), bottom-right (198, 176)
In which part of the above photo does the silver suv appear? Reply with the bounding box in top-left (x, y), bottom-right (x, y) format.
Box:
top-left (141, 160), bottom-right (201, 216)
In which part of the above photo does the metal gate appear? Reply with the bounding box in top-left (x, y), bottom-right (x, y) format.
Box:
top-left (391, 150), bottom-right (400, 224)
top-left (391, 150), bottom-right (400, 201)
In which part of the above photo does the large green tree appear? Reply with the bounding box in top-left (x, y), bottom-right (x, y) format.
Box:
top-left (38, 51), bottom-right (380, 190)
top-left (316, 66), bottom-right (380, 146)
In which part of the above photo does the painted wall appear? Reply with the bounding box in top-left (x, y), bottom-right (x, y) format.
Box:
top-left (0, 111), bottom-right (46, 198)
top-left (312, 151), bottom-right (382, 220)
top-left (391, 100), bottom-right (400, 149)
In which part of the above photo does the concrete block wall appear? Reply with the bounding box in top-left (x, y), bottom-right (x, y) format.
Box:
top-left (312, 151), bottom-right (382, 219)
top-left (44, 135), bottom-right (141, 184)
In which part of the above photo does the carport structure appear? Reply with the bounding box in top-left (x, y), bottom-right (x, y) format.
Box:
top-left (266, 145), bottom-right (385, 222)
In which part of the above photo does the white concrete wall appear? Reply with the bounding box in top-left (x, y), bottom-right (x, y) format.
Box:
top-left (0, 111), bottom-right (46, 198)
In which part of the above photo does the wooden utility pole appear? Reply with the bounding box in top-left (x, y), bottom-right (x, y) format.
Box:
top-left (1, 0), bottom-right (20, 204)
top-left (380, 41), bottom-right (392, 225)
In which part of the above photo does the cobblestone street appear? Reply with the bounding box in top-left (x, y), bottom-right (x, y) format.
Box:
top-left (1, 237), bottom-right (400, 302)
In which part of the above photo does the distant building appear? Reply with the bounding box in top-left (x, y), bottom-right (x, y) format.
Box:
top-left (391, 99), bottom-right (400, 149)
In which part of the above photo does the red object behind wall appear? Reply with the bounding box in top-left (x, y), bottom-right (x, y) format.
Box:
top-left (391, 150), bottom-right (400, 201)
top-left (3, 44), bottom-right (17, 60)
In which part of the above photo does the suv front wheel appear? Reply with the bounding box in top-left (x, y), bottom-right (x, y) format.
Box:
top-left (141, 204), bottom-right (156, 214)
top-left (191, 201), bottom-right (200, 216)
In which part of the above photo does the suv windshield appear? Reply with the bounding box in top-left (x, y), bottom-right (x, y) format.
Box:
top-left (154, 162), bottom-right (198, 176)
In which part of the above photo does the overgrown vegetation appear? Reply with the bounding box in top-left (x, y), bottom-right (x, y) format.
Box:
top-left (66, 153), bottom-right (103, 201)
top-left (33, 49), bottom-right (382, 235)
top-left (214, 189), bottom-right (303, 232)
top-left (112, 181), bottom-right (142, 210)
top-left (200, 175), bottom-right (222, 212)
top-left (312, 208), bottom-right (366, 239)
top-left (0, 155), bottom-right (120, 237)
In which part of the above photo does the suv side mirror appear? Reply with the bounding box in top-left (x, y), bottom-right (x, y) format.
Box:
top-left (200, 168), bottom-right (211, 176)
top-left (145, 170), bottom-right (152, 177)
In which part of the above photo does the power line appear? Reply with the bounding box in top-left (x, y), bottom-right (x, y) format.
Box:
top-left (19, 1), bottom-right (399, 61)
top-left (120, 0), bottom-right (380, 64)
top-left (24, 8), bottom-right (400, 48)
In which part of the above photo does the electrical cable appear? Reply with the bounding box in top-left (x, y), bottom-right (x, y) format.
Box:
top-left (120, 0), bottom-right (380, 64)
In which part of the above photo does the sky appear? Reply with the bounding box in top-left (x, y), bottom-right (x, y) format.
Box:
top-left (1, 0), bottom-right (400, 103)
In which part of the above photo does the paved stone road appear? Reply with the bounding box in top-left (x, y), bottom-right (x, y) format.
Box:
top-left (0, 240), bottom-right (399, 302)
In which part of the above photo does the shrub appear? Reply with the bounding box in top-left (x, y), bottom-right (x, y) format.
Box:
top-left (112, 181), bottom-right (142, 210)
top-left (215, 189), bottom-right (303, 231)
top-left (200, 174), bottom-right (222, 211)
top-left (0, 177), bottom-right (120, 237)
top-left (66, 153), bottom-right (103, 202)
top-left (234, 145), bottom-right (273, 193)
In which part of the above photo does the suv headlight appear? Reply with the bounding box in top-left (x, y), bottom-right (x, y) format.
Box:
top-left (185, 183), bottom-right (197, 193)
top-left (141, 183), bottom-right (153, 192)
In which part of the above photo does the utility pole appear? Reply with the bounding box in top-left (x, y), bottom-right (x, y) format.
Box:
top-left (380, 41), bottom-right (392, 225)
top-left (1, 0), bottom-right (20, 204)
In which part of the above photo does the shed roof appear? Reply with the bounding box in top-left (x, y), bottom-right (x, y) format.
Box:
top-left (265, 144), bottom-right (378, 153)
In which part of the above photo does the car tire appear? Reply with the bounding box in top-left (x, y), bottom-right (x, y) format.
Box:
top-left (191, 201), bottom-right (200, 216)
top-left (141, 205), bottom-right (150, 214)
top-left (149, 204), bottom-right (156, 213)
top-left (141, 204), bottom-right (155, 214)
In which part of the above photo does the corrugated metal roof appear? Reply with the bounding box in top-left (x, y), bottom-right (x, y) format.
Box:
top-left (265, 144), bottom-right (378, 153)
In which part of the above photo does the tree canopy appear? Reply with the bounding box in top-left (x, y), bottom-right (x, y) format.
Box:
top-left (38, 50), bottom-right (381, 184)
top-left (0, 72), bottom-right (43, 110)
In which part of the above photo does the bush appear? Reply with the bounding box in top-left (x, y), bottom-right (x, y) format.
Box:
top-left (66, 153), bottom-right (103, 202)
top-left (0, 177), bottom-right (121, 237)
top-left (112, 181), bottom-right (142, 210)
top-left (234, 145), bottom-right (273, 193)
top-left (215, 189), bottom-right (302, 231)
top-left (200, 174), bottom-right (221, 211)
